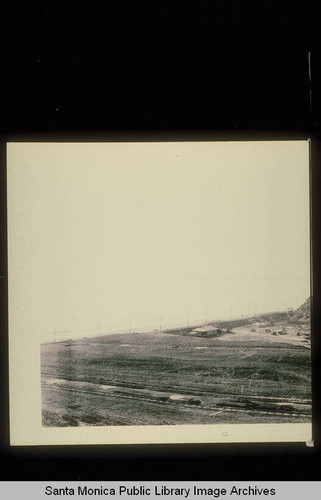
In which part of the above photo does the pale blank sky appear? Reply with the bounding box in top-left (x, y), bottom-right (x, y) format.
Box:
top-left (7, 141), bottom-right (310, 342)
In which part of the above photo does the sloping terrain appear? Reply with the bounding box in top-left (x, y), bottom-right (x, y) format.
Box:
top-left (41, 313), bottom-right (311, 427)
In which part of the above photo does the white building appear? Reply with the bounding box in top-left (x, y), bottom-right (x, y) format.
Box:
top-left (189, 325), bottom-right (220, 337)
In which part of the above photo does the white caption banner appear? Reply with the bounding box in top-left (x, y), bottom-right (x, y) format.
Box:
top-left (0, 482), bottom-right (320, 500)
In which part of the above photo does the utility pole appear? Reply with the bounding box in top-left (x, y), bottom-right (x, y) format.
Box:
top-left (53, 329), bottom-right (71, 343)
top-left (97, 321), bottom-right (100, 335)
top-left (159, 314), bottom-right (163, 333)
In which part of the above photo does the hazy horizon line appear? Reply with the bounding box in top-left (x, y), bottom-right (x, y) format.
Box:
top-left (41, 298), bottom-right (310, 345)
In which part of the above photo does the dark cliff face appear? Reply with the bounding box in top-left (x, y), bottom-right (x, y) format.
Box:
top-left (293, 297), bottom-right (311, 321)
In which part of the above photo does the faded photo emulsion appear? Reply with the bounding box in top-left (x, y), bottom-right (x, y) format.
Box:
top-left (7, 141), bottom-right (312, 445)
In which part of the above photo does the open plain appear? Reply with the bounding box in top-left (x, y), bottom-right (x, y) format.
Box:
top-left (41, 309), bottom-right (311, 427)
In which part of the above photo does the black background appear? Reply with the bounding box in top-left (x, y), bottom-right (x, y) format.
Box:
top-left (1, 1), bottom-right (321, 482)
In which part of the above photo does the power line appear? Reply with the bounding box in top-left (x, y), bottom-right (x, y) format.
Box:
top-left (53, 329), bottom-right (71, 342)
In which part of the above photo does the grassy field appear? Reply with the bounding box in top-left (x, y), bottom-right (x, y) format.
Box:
top-left (41, 328), bottom-right (311, 427)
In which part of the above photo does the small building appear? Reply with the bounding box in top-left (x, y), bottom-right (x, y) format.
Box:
top-left (189, 325), bottom-right (221, 337)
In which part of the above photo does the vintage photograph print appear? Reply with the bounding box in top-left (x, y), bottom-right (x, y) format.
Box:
top-left (7, 141), bottom-right (312, 445)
